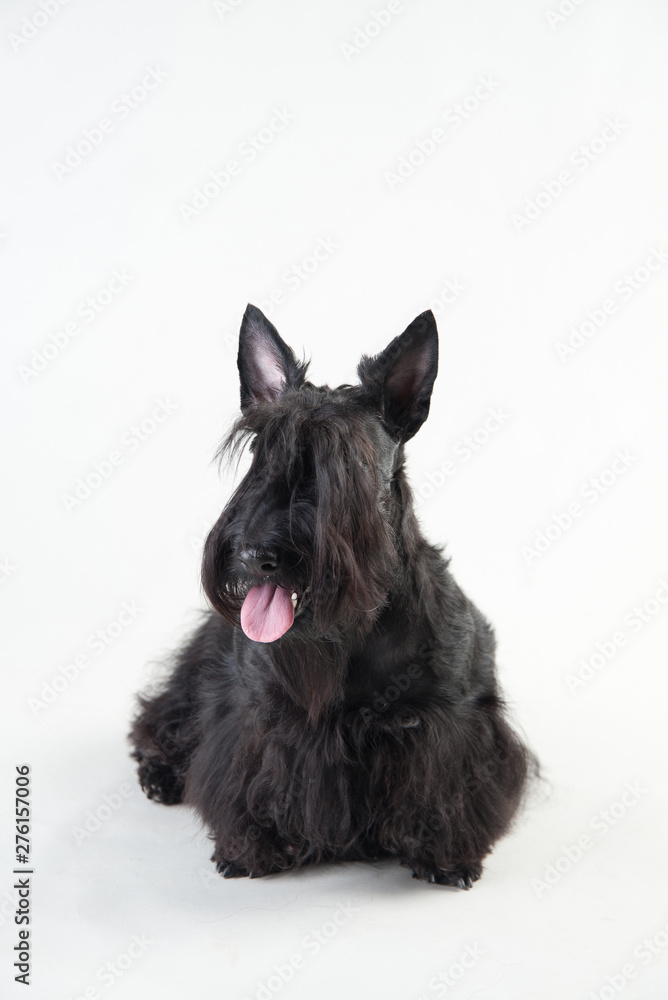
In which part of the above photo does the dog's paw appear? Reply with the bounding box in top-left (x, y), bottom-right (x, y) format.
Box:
top-left (136, 757), bottom-right (184, 805)
top-left (214, 858), bottom-right (252, 879)
top-left (403, 858), bottom-right (482, 889)
top-left (212, 855), bottom-right (295, 879)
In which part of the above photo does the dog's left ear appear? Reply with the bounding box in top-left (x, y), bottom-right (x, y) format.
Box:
top-left (238, 304), bottom-right (307, 408)
top-left (358, 310), bottom-right (439, 442)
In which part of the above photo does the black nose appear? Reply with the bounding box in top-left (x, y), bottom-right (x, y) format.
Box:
top-left (239, 548), bottom-right (280, 576)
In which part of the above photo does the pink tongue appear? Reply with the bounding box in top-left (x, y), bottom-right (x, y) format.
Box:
top-left (240, 583), bottom-right (295, 642)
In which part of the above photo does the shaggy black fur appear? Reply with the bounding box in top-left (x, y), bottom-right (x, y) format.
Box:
top-left (129, 304), bottom-right (535, 888)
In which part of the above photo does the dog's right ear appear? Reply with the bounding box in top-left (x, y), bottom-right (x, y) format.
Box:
top-left (358, 310), bottom-right (439, 442)
top-left (238, 304), bottom-right (307, 409)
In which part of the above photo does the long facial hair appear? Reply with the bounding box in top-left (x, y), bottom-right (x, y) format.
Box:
top-left (200, 392), bottom-right (402, 720)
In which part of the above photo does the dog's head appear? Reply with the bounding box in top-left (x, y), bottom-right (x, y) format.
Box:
top-left (202, 304), bottom-right (438, 643)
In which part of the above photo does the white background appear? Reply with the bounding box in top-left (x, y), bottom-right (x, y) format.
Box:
top-left (2, 0), bottom-right (668, 997)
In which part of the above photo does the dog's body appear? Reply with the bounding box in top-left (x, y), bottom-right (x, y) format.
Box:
top-left (130, 305), bottom-right (533, 887)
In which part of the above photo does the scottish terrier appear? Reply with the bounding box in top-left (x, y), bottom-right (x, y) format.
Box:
top-left (130, 304), bottom-right (534, 887)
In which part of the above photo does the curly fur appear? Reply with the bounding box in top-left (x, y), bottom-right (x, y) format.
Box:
top-left (129, 304), bottom-right (536, 888)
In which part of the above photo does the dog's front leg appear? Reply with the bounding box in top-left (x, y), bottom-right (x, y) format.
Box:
top-left (382, 792), bottom-right (486, 889)
top-left (206, 796), bottom-right (302, 880)
top-left (370, 702), bottom-right (530, 888)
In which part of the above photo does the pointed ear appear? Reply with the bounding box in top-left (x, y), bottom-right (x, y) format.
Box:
top-left (237, 304), bottom-right (307, 408)
top-left (357, 310), bottom-right (439, 442)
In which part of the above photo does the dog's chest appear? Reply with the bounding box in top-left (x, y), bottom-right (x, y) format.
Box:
top-left (344, 625), bottom-right (432, 711)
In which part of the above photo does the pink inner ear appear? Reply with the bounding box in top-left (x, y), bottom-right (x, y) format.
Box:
top-left (253, 341), bottom-right (286, 401)
top-left (388, 354), bottom-right (429, 408)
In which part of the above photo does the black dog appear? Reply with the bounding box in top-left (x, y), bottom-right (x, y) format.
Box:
top-left (130, 305), bottom-right (534, 887)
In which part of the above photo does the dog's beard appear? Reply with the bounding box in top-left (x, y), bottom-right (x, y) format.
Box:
top-left (205, 547), bottom-right (393, 645)
top-left (202, 413), bottom-right (402, 642)
top-left (203, 518), bottom-right (400, 643)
